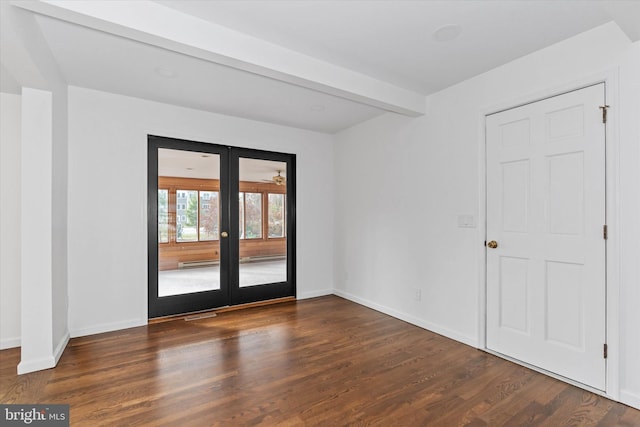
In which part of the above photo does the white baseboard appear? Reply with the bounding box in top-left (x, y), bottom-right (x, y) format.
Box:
top-left (70, 318), bottom-right (146, 338)
top-left (333, 290), bottom-right (478, 348)
top-left (53, 331), bottom-right (70, 364)
top-left (14, 332), bottom-right (69, 375)
top-left (297, 289), bottom-right (333, 300)
top-left (17, 355), bottom-right (55, 375)
top-left (0, 336), bottom-right (21, 350)
top-left (620, 389), bottom-right (640, 410)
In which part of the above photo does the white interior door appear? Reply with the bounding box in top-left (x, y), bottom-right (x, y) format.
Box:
top-left (486, 83), bottom-right (606, 390)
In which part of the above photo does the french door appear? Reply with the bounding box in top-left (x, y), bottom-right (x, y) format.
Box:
top-left (485, 83), bottom-right (606, 390)
top-left (148, 136), bottom-right (295, 318)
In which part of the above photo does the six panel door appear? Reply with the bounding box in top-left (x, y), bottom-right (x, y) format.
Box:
top-left (486, 84), bottom-right (607, 390)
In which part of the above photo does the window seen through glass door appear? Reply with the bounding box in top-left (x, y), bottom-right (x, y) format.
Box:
top-left (238, 158), bottom-right (287, 288)
top-left (156, 148), bottom-right (221, 297)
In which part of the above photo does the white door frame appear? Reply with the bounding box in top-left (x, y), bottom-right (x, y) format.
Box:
top-left (476, 68), bottom-right (620, 400)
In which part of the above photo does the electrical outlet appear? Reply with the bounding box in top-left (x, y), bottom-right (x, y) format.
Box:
top-left (414, 288), bottom-right (422, 301)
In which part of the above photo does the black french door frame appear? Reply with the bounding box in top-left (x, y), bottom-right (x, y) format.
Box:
top-left (147, 136), bottom-right (230, 317)
top-left (147, 135), bottom-right (296, 318)
top-left (229, 147), bottom-right (296, 305)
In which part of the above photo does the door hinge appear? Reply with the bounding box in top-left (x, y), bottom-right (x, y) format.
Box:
top-left (599, 105), bottom-right (610, 124)
top-left (603, 224), bottom-right (608, 240)
top-left (604, 343), bottom-right (608, 359)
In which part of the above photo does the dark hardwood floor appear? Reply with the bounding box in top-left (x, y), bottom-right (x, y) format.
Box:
top-left (1, 296), bottom-right (639, 426)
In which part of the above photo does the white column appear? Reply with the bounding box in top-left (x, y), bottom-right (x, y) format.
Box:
top-left (18, 87), bottom-right (54, 374)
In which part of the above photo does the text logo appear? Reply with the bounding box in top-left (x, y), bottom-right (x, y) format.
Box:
top-left (1, 405), bottom-right (69, 426)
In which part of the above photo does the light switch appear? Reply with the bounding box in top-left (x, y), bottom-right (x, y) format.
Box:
top-left (457, 215), bottom-right (476, 228)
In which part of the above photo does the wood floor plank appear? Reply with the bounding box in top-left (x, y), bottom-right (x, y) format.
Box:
top-left (1, 296), bottom-right (639, 426)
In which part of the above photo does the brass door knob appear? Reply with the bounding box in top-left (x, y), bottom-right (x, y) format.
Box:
top-left (487, 240), bottom-right (498, 249)
top-left (221, 231), bottom-right (229, 238)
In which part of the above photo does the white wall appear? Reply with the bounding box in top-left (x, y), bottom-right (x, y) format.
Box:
top-left (333, 22), bottom-right (640, 407)
top-left (0, 93), bottom-right (21, 349)
top-left (67, 86), bottom-right (334, 337)
top-left (618, 40), bottom-right (640, 409)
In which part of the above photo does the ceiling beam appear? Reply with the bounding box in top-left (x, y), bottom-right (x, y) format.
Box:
top-left (13, 0), bottom-right (427, 117)
top-left (1, 2), bottom-right (65, 91)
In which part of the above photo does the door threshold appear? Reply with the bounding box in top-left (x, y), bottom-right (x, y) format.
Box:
top-left (148, 296), bottom-right (296, 324)
top-left (185, 312), bottom-right (218, 321)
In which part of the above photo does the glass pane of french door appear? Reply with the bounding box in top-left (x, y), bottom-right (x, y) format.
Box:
top-left (237, 157), bottom-right (287, 287)
top-left (157, 148), bottom-right (221, 296)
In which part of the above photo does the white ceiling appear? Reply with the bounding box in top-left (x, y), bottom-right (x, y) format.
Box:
top-left (155, 0), bottom-right (623, 94)
top-left (159, 148), bottom-right (287, 182)
top-left (3, 1), bottom-right (639, 133)
top-left (34, 15), bottom-right (385, 133)
top-left (159, 149), bottom-right (220, 180)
